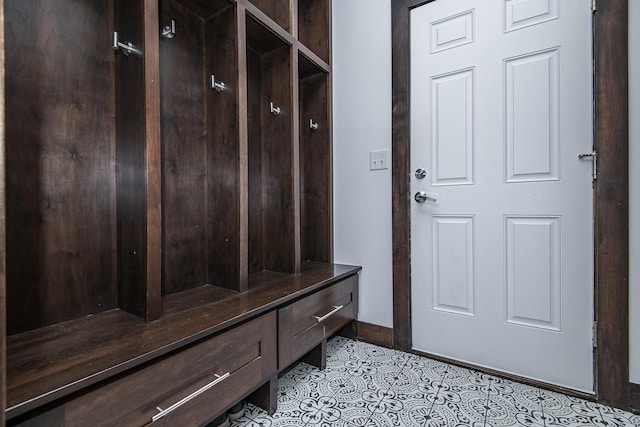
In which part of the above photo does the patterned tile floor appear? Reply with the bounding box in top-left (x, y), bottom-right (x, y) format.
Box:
top-left (231, 337), bottom-right (640, 426)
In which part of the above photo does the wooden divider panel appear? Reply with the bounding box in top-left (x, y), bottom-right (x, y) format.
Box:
top-left (207, 5), bottom-right (242, 290)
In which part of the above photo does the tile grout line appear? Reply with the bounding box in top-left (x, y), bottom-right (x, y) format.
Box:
top-left (326, 344), bottom-right (375, 426)
top-left (349, 348), bottom-right (414, 426)
top-left (337, 347), bottom-right (373, 426)
top-left (537, 388), bottom-right (548, 427)
top-left (337, 364), bottom-right (365, 427)
top-left (359, 360), bottom-right (403, 426)
top-left (423, 364), bottom-right (449, 423)
top-left (482, 378), bottom-right (494, 427)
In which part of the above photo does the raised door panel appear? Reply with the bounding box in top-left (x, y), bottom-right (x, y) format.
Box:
top-left (431, 68), bottom-right (474, 186)
top-left (505, 49), bottom-right (559, 183)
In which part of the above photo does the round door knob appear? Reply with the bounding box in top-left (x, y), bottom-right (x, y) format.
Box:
top-left (415, 168), bottom-right (427, 179)
top-left (414, 191), bottom-right (436, 204)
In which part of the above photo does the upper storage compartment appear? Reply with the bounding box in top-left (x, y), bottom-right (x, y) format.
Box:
top-left (248, 0), bottom-right (292, 33)
top-left (169, 0), bottom-right (231, 17)
top-left (246, 16), bottom-right (297, 275)
top-left (297, 0), bottom-right (330, 64)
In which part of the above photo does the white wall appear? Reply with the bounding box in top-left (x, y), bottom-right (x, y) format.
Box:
top-left (629, 0), bottom-right (640, 385)
top-left (332, 0), bottom-right (393, 328)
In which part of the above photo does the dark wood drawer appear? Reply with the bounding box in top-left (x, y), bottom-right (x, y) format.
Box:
top-left (278, 275), bottom-right (358, 369)
top-left (15, 312), bottom-right (276, 427)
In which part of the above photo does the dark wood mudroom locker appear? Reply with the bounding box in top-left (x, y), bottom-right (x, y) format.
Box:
top-left (0, 0), bottom-right (360, 425)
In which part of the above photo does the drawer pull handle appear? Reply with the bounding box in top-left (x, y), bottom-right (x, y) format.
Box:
top-left (152, 372), bottom-right (230, 422)
top-left (313, 305), bottom-right (344, 323)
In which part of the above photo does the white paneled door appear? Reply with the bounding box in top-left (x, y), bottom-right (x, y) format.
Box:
top-left (410, 0), bottom-right (594, 392)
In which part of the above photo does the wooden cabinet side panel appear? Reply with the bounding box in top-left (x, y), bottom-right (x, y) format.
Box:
top-left (247, 47), bottom-right (265, 274)
top-left (115, 0), bottom-right (152, 318)
top-left (143, 0), bottom-right (162, 320)
top-left (206, 6), bottom-right (242, 290)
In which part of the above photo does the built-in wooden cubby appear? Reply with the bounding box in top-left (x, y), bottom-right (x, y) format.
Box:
top-left (159, 0), bottom-right (242, 295)
top-left (247, 16), bottom-right (296, 275)
top-left (249, 0), bottom-right (291, 32)
top-left (299, 54), bottom-right (331, 263)
top-left (0, 0), bottom-right (348, 425)
top-left (298, 0), bottom-right (330, 64)
top-left (5, 0), bottom-right (127, 335)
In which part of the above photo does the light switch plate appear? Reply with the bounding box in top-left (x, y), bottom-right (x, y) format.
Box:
top-left (370, 149), bottom-right (389, 171)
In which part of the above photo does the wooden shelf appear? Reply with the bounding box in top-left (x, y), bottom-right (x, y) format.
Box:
top-left (5, 263), bottom-right (360, 419)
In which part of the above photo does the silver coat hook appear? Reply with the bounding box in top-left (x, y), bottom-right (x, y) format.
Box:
top-left (309, 119), bottom-right (319, 130)
top-left (211, 75), bottom-right (226, 92)
top-left (161, 20), bottom-right (176, 39)
top-left (270, 102), bottom-right (281, 116)
top-left (113, 31), bottom-right (139, 56)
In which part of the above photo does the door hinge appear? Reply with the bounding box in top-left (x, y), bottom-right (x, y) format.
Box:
top-left (579, 152), bottom-right (597, 183)
top-left (592, 0), bottom-right (597, 13)
top-left (592, 321), bottom-right (598, 348)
